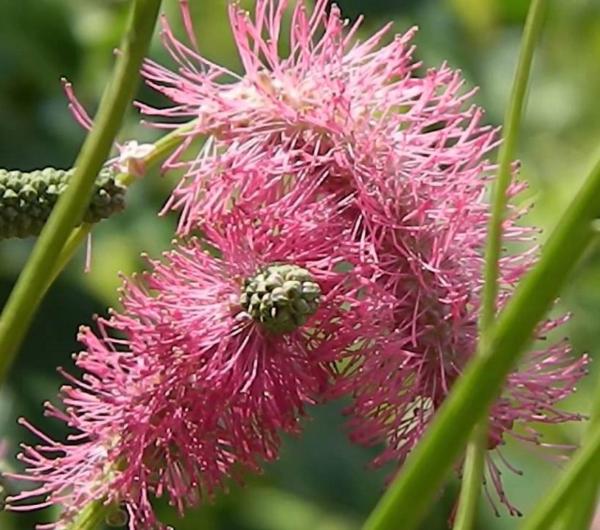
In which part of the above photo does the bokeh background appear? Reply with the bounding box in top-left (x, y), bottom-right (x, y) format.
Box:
top-left (1, 0), bottom-right (599, 528)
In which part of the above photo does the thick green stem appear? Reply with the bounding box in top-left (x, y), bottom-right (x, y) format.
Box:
top-left (0, 0), bottom-right (162, 383)
top-left (361, 156), bottom-right (600, 530)
top-left (550, 368), bottom-right (600, 530)
top-left (454, 2), bottom-right (548, 527)
top-left (520, 422), bottom-right (600, 530)
top-left (564, 459), bottom-right (600, 526)
top-left (557, 473), bottom-right (598, 530)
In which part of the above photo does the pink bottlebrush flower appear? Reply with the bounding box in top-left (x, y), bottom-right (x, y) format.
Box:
top-left (332, 127), bottom-right (588, 515)
top-left (5, 191), bottom-right (380, 529)
top-left (327, 87), bottom-right (587, 513)
top-left (138, 0), bottom-right (425, 233)
top-left (6, 317), bottom-right (248, 530)
top-left (137, 0), bottom-right (588, 515)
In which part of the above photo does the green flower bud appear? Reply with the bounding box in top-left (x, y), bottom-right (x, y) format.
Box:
top-left (0, 167), bottom-right (126, 240)
top-left (240, 264), bottom-right (322, 334)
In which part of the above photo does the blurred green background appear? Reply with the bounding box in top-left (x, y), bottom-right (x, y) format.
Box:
top-left (1, 0), bottom-right (599, 529)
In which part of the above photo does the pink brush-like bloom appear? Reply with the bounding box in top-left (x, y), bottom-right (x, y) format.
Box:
top-left (325, 72), bottom-right (588, 516)
top-left (139, 0), bottom-right (588, 516)
top-left (139, 0), bottom-right (422, 233)
top-left (5, 191), bottom-right (379, 529)
top-left (5, 0), bottom-right (588, 525)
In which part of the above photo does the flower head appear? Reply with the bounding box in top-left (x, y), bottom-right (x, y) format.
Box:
top-left (139, 0), bottom-right (422, 233)
top-left (6, 191), bottom-right (379, 528)
top-left (139, 0), bottom-right (588, 515)
top-left (7, 0), bottom-right (589, 525)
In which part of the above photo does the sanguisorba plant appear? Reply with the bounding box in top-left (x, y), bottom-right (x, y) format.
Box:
top-left (0, 1), bottom-right (598, 530)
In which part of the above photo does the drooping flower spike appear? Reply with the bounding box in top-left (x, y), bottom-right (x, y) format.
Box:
top-left (5, 189), bottom-right (384, 529)
top-left (139, 0), bottom-right (589, 515)
top-left (6, 0), bottom-right (589, 525)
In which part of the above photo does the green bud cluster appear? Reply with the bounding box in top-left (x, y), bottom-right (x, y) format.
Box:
top-left (0, 167), bottom-right (126, 240)
top-left (239, 264), bottom-right (322, 334)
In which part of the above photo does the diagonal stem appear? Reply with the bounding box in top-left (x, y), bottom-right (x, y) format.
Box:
top-left (519, 420), bottom-right (600, 530)
top-left (47, 118), bottom-right (197, 294)
top-left (0, 0), bottom-right (162, 384)
top-left (361, 155), bottom-right (600, 530)
top-left (453, 1), bottom-right (548, 528)
top-left (546, 367), bottom-right (600, 530)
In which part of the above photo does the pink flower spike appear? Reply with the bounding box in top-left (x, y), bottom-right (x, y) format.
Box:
top-left (5, 192), bottom-right (383, 528)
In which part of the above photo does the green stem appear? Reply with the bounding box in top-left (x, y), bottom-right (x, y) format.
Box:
top-left (361, 156), bottom-right (600, 530)
top-left (45, 119), bottom-right (197, 291)
top-left (48, 224), bottom-right (92, 291)
top-left (453, 422), bottom-right (487, 529)
top-left (0, 0), bottom-right (162, 383)
top-left (520, 422), bottom-right (600, 530)
top-left (554, 368), bottom-right (600, 530)
top-left (141, 118), bottom-right (197, 171)
top-left (454, 2), bottom-right (548, 527)
top-left (479, 0), bottom-right (547, 332)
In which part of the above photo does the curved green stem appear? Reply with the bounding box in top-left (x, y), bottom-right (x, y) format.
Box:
top-left (0, 0), bottom-right (162, 383)
top-left (141, 118), bottom-right (198, 172)
top-left (361, 155), bottom-right (600, 530)
top-left (454, 1), bottom-right (548, 527)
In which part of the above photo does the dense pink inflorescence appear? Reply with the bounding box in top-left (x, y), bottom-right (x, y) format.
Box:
top-left (138, 0), bottom-right (588, 516)
top-left (6, 0), bottom-right (588, 527)
top-left (5, 191), bottom-right (380, 529)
